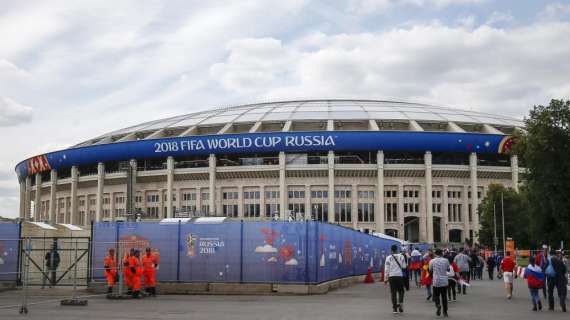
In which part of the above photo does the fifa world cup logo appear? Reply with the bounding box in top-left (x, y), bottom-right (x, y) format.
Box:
top-left (186, 234), bottom-right (197, 257)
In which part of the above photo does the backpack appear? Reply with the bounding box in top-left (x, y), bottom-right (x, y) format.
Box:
top-left (545, 257), bottom-right (556, 278)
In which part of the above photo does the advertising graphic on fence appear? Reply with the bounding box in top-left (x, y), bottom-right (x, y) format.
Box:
top-left (92, 221), bottom-right (398, 284)
top-left (0, 223), bottom-right (19, 281)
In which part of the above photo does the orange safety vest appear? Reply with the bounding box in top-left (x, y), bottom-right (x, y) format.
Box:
top-left (104, 255), bottom-right (117, 274)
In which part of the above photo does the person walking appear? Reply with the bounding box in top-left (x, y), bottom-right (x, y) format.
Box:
top-left (430, 249), bottom-right (450, 317)
top-left (384, 244), bottom-right (407, 314)
top-left (536, 245), bottom-right (549, 299)
top-left (524, 256), bottom-right (545, 311)
top-left (501, 251), bottom-right (516, 299)
top-left (123, 248), bottom-right (134, 294)
top-left (477, 254), bottom-right (485, 280)
top-left (43, 243), bottom-right (60, 288)
top-left (545, 249), bottom-right (567, 312)
top-left (103, 248), bottom-right (117, 294)
top-left (142, 247), bottom-right (159, 296)
top-left (421, 250), bottom-right (434, 300)
top-left (453, 248), bottom-right (471, 294)
top-left (486, 254), bottom-right (496, 280)
top-left (129, 249), bottom-right (143, 298)
top-left (447, 261), bottom-right (459, 302)
top-left (410, 247), bottom-right (422, 287)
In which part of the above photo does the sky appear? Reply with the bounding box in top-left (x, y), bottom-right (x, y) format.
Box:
top-left (1, 0), bottom-right (570, 218)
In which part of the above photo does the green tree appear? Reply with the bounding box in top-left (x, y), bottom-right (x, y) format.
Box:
top-left (514, 99), bottom-right (570, 247)
top-left (478, 184), bottom-right (530, 251)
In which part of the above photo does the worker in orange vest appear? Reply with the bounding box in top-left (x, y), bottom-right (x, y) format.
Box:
top-left (123, 248), bottom-right (134, 294)
top-left (129, 249), bottom-right (143, 298)
top-left (142, 247), bottom-right (159, 296)
top-left (104, 248), bottom-right (117, 294)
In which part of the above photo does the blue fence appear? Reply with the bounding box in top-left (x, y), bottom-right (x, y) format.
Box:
top-left (0, 222), bottom-right (20, 282)
top-left (92, 221), bottom-right (399, 284)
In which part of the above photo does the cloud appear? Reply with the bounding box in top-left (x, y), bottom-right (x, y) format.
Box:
top-left (539, 2), bottom-right (570, 21)
top-left (0, 97), bottom-right (33, 127)
top-left (255, 244), bottom-right (278, 253)
top-left (285, 258), bottom-right (299, 266)
top-left (211, 21), bottom-right (570, 117)
top-left (347, 0), bottom-right (486, 14)
top-left (485, 11), bottom-right (514, 26)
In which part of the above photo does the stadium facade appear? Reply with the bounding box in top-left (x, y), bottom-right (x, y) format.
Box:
top-left (15, 99), bottom-right (522, 243)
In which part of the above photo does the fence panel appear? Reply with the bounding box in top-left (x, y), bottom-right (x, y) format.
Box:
top-left (242, 221), bottom-right (310, 283)
top-left (0, 222), bottom-right (20, 282)
top-left (179, 221), bottom-right (242, 282)
top-left (91, 221), bottom-right (400, 284)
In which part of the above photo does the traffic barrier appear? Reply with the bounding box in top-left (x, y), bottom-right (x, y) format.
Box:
top-left (364, 267), bottom-right (374, 283)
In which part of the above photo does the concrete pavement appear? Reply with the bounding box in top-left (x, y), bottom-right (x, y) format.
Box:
top-left (0, 278), bottom-right (567, 319)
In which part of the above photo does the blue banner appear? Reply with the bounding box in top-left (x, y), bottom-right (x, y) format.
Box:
top-left (0, 223), bottom-right (20, 282)
top-left (91, 221), bottom-right (398, 284)
top-left (15, 131), bottom-right (512, 179)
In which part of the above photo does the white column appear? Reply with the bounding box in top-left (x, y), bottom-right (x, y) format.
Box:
top-left (279, 152), bottom-right (287, 220)
top-left (96, 162), bottom-right (105, 222)
top-left (166, 156), bottom-right (174, 218)
top-left (328, 151), bottom-right (335, 224)
top-left (49, 170), bottom-right (57, 223)
top-left (510, 155), bottom-right (519, 192)
top-left (425, 151), bottom-right (434, 243)
top-left (304, 185), bottom-right (311, 221)
top-left (463, 185), bottom-right (470, 241)
top-left (24, 176), bottom-right (31, 220)
top-left (19, 179), bottom-right (26, 219)
top-left (209, 154), bottom-right (216, 216)
top-left (159, 189), bottom-right (165, 219)
top-left (351, 184), bottom-right (358, 230)
top-left (260, 185), bottom-right (266, 218)
top-left (238, 185), bottom-right (244, 218)
top-left (196, 187), bottom-right (202, 214)
top-left (176, 188), bottom-right (182, 214)
top-left (398, 184), bottom-right (404, 240)
top-left (34, 174), bottom-right (41, 221)
top-left (70, 166), bottom-right (78, 225)
top-left (110, 192), bottom-right (116, 221)
top-left (442, 185), bottom-right (449, 243)
top-left (419, 185), bottom-right (427, 242)
top-left (469, 152), bottom-right (479, 241)
top-left (376, 151), bottom-right (385, 234)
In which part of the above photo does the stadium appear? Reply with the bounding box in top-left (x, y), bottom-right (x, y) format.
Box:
top-left (15, 99), bottom-right (522, 244)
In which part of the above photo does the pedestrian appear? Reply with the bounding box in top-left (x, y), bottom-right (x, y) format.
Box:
top-left (123, 248), bottom-right (135, 294)
top-left (469, 250), bottom-right (478, 281)
top-left (142, 247), bottom-right (159, 296)
top-left (104, 248), bottom-right (117, 294)
top-left (43, 243), bottom-right (60, 288)
top-left (129, 249), bottom-right (143, 298)
top-left (403, 248), bottom-right (411, 291)
top-left (545, 249), bottom-right (567, 312)
top-left (501, 251), bottom-right (516, 299)
top-left (410, 247), bottom-right (422, 287)
top-left (536, 245), bottom-right (549, 299)
top-left (421, 250), bottom-right (434, 300)
top-left (477, 254), bottom-right (485, 280)
top-left (453, 248), bottom-right (471, 294)
top-left (524, 256), bottom-right (545, 311)
top-left (430, 249), bottom-right (450, 317)
top-left (486, 253), bottom-right (496, 280)
top-left (384, 244), bottom-right (407, 314)
top-left (447, 261), bottom-right (459, 302)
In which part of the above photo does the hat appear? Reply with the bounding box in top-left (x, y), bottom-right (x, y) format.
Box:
top-left (542, 244), bottom-right (548, 249)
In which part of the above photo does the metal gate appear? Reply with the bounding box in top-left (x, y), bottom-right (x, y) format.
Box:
top-left (19, 237), bottom-right (91, 286)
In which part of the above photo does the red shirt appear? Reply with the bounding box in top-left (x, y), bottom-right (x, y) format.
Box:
top-left (501, 256), bottom-right (515, 272)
